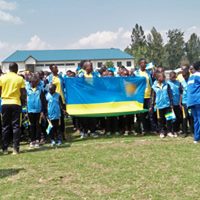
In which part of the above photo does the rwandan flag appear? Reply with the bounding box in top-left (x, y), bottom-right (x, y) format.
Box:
top-left (64, 76), bottom-right (146, 117)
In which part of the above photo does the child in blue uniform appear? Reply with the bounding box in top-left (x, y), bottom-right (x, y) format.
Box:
top-left (179, 66), bottom-right (194, 137)
top-left (168, 71), bottom-right (182, 136)
top-left (26, 75), bottom-right (46, 148)
top-left (46, 84), bottom-right (65, 146)
top-left (150, 72), bottom-right (174, 138)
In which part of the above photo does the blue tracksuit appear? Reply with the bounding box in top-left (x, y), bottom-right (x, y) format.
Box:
top-left (46, 92), bottom-right (61, 120)
top-left (168, 80), bottom-right (181, 106)
top-left (187, 72), bottom-right (200, 141)
top-left (47, 74), bottom-right (65, 99)
top-left (26, 86), bottom-right (43, 113)
top-left (152, 81), bottom-right (172, 109)
top-left (180, 78), bottom-right (188, 105)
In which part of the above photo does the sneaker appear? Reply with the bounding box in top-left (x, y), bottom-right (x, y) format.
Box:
top-left (174, 133), bottom-right (178, 138)
top-left (167, 132), bottom-right (174, 138)
top-left (160, 133), bottom-right (165, 138)
top-left (80, 132), bottom-right (86, 139)
top-left (178, 130), bottom-right (183, 135)
top-left (50, 140), bottom-right (56, 147)
top-left (40, 138), bottom-right (46, 145)
top-left (12, 149), bottom-right (19, 155)
top-left (194, 141), bottom-right (200, 144)
top-left (124, 131), bottom-right (129, 136)
top-left (3, 150), bottom-right (8, 155)
top-left (133, 131), bottom-right (138, 136)
top-left (35, 140), bottom-right (40, 148)
top-left (34, 143), bottom-right (40, 148)
top-left (141, 131), bottom-right (145, 136)
top-left (106, 132), bottom-right (111, 136)
top-left (80, 135), bottom-right (85, 139)
top-left (57, 140), bottom-right (62, 146)
top-left (29, 142), bottom-right (35, 148)
top-left (115, 132), bottom-right (120, 136)
top-left (91, 133), bottom-right (99, 138)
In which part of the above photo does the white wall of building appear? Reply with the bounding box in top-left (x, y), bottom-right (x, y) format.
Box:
top-left (2, 58), bottom-right (134, 73)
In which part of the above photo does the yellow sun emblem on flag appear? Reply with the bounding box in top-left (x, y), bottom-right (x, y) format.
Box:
top-left (125, 82), bottom-right (137, 96)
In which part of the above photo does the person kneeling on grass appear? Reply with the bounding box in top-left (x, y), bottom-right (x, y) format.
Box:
top-left (46, 84), bottom-right (65, 146)
top-left (150, 72), bottom-right (174, 138)
top-left (26, 75), bottom-right (46, 148)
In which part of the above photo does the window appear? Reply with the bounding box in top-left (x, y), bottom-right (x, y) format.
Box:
top-left (65, 63), bottom-right (75, 66)
top-left (127, 61), bottom-right (132, 67)
top-left (56, 63), bottom-right (65, 66)
top-left (25, 64), bottom-right (35, 72)
top-left (36, 64), bottom-right (44, 67)
top-left (97, 62), bottom-right (103, 68)
top-left (117, 62), bottom-right (122, 67)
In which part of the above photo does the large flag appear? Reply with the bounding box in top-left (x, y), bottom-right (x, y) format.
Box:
top-left (65, 76), bottom-right (147, 117)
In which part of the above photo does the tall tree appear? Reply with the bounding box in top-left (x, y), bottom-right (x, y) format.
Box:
top-left (185, 33), bottom-right (200, 64)
top-left (146, 27), bottom-right (164, 66)
top-left (165, 29), bottom-right (185, 69)
top-left (125, 24), bottom-right (148, 65)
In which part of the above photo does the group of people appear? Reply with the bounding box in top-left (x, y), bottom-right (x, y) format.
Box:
top-left (0, 58), bottom-right (200, 155)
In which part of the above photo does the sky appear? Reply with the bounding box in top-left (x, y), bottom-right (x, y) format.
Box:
top-left (0, 0), bottom-right (200, 61)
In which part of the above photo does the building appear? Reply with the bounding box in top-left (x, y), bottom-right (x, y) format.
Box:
top-left (2, 48), bottom-right (134, 73)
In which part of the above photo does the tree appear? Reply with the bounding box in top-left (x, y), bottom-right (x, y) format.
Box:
top-left (125, 24), bottom-right (148, 65)
top-left (146, 27), bottom-right (164, 66)
top-left (185, 33), bottom-right (200, 64)
top-left (104, 61), bottom-right (114, 68)
top-left (165, 29), bottom-right (185, 69)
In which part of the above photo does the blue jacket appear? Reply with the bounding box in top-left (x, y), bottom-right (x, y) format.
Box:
top-left (180, 78), bottom-right (188, 105)
top-left (152, 81), bottom-right (173, 109)
top-left (47, 74), bottom-right (65, 101)
top-left (38, 80), bottom-right (45, 91)
top-left (167, 80), bottom-right (181, 106)
top-left (187, 72), bottom-right (200, 107)
top-left (46, 92), bottom-right (61, 120)
top-left (26, 86), bottom-right (43, 113)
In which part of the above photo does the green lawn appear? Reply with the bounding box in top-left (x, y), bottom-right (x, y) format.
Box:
top-left (1, 131), bottom-right (200, 200)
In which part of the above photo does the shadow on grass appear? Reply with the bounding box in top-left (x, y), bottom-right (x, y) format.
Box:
top-left (71, 132), bottom-right (159, 144)
top-left (0, 168), bottom-right (24, 179)
top-left (20, 143), bottom-right (71, 154)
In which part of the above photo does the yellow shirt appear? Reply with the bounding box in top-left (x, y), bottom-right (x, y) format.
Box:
top-left (139, 71), bottom-right (151, 98)
top-left (0, 72), bottom-right (25, 105)
top-left (52, 76), bottom-right (65, 103)
top-left (84, 72), bottom-right (93, 78)
top-left (177, 74), bottom-right (183, 82)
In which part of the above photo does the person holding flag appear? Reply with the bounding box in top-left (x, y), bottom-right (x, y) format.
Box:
top-left (150, 72), bottom-right (174, 138)
top-left (134, 58), bottom-right (153, 134)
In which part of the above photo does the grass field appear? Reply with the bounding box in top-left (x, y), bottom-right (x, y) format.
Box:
top-left (1, 128), bottom-right (200, 200)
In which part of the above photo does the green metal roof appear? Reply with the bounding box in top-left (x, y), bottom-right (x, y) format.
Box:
top-left (3, 48), bottom-right (133, 63)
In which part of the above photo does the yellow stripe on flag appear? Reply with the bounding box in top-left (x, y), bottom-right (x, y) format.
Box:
top-left (67, 101), bottom-right (143, 116)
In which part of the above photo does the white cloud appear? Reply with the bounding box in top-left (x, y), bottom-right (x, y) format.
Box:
top-left (69, 28), bottom-right (130, 49)
top-left (0, 10), bottom-right (22, 24)
top-left (0, 35), bottom-right (52, 62)
top-left (25, 35), bottom-right (51, 50)
top-left (1, 26), bottom-right (200, 63)
top-left (0, 0), bottom-right (16, 11)
top-left (0, 0), bottom-right (22, 24)
top-left (184, 26), bottom-right (200, 41)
